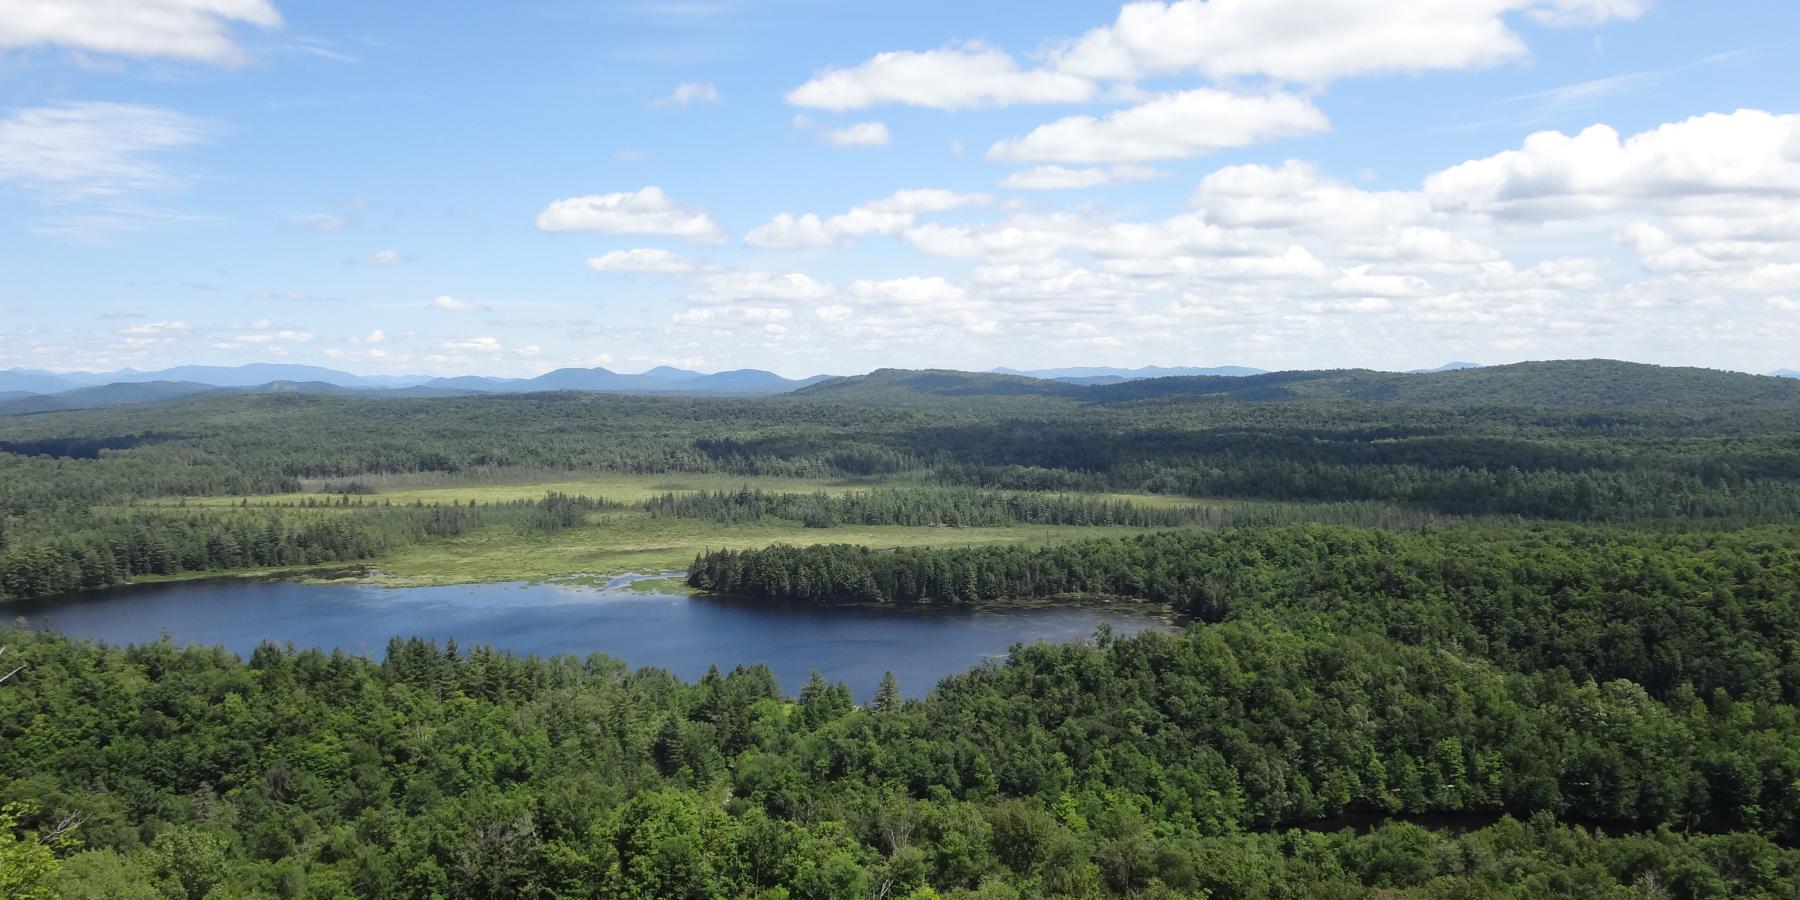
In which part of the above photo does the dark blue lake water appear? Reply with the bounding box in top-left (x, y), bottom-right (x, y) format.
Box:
top-left (11, 575), bottom-right (1171, 701)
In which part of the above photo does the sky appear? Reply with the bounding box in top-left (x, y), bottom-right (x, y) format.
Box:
top-left (1, 0), bottom-right (1797, 378)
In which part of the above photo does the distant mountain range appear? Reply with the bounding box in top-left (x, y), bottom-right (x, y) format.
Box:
top-left (416, 366), bottom-right (834, 395)
top-left (0, 363), bottom-right (432, 392)
top-left (2, 360), bottom-right (1795, 417)
top-left (796, 360), bottom-right (1800, 408)
top-left (0, 363), bottom-right (837, 413)
top-left (991, 365), bottom-right (1269, 385)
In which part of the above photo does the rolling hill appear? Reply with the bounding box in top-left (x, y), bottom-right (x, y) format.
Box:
top-left (800, 360), bottom-right (1800, 408)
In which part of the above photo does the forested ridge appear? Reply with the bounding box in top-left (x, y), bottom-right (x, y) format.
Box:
top-left (688, 525), bottom-right (1800, 701)
top-left (4, 362), bottom-right (1800, 602)
top-left (6, 360), bottom-right (1800, 896)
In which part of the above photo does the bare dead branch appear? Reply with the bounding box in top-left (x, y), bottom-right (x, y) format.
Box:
top-left (38, 812), bottom-right (81, 845)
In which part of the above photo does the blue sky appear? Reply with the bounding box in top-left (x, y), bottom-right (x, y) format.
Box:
top-left (2, 0), bottom-right (1797, 377)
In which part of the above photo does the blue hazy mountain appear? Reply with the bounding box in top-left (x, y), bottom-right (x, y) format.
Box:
top-left (0, 368), bottom-right (86, 394)
top-left (421, 366), bottom-right (826, 395)
top-left (9, 364), bottom-right (436, 391)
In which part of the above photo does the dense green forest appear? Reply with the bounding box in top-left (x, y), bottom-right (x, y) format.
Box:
top-left (689, 525), bottom-right (1800, 701)
top-left (4, 625), bottom-right (1800, 898)
top-left (5, 360), bottom-right (1800, 896)
top-left (0, 494), bottom-right (611, 600)
top-left (5, 360), bottom-right (1800, 602)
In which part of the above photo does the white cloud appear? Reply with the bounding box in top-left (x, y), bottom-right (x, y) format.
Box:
top-left (362, 249), bottom-right (408, 265)
top-left (119, 320), bottom-right (190, 335)
top-left (326, 347), bottom-right (391, 362)
top-left (1331, 266), bottom-right (1432, 297)
top-left (1424, 110), bottom-right (1800, 220)
top-left (587, 248), bottom-right (703, 273)
top-left (675, 305), bottom-right (795, 326)
top-left (820, 121), bottom-right (892, 147)
top-left (849, 276), bottom-right (971, 308)
top-left (987, 89), bottom-right (1328, 163)
top-left (1302, 297), bottom-right (1394, 314)
top-left (691, 271), bottom-right (831, 304)
top-left (227, 327), bottom-right (315, 344)
top-left (1000, 164), bottom-right (1164, 190)
top-left (535, 186), bottom-right (726, 243)
top-left (652, 81), bottom-right (722, 108)
top-left (0, 0), bottom-right (282, 66)
top-left (786, 41), bottom-right (1096, 111)
top-left (1529, 0), bottom-right (1651, 27)
top-left (865, 189), bottom-right (988, 214)
top-left (746, 211), bottom-right (904, 249)
top-left (431, 295), bottom-right (485, 312)
top-left (0, 102), bottom-right (208, 209)
top-left (746, 188), bottom-right (986, 248)
top-left (1052, 0), bottom-right (1642, 86)
top-left (366, 329), bottom-right (386, 343)
top-left (441, 336), bottom-right (503, 353)
top-left (1194, 161), bottom-right (1426, 231)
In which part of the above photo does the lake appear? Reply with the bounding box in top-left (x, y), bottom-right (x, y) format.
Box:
top-left (10, 574), bottom-right (1174, 701)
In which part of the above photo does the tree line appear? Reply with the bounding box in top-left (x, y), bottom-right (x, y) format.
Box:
top-left (688, 524), bottom-right (1800, 702)
top-left (0, 492), bottom-right (610, 600)
top-left (6, 387), bottom-right (1800, 524)
top-left (638, 487), bottom-right (1433, 529)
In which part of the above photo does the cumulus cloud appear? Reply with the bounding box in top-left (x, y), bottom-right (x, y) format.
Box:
top-left (866, 189), bottom-right (989, 214)
top-left (441, 336), bottom-right (503, 353)
top-left (746, 188), bottom-right (986, 249)
top-left (850, 276), bottom-right (964, 303)
top-left (691, 271), bottom-right (831, 304)
top-left (786, 41), bottom-right (1096, 111)
top-left (0, 0), bottom-right (283, 66)
top-left (587, 248), bottom-right (704, 273)
top-left (535, 187), bottom-right (726, 243)
top-left (1424, 110), bottom-right (1800, 220)
top-left (820, 121), bottom-right (892, 147)
top-left (987, 89), bottom-right (1328, 163)
top-left (1000, 164), bottom-right (1165, 190)
top-left (361, 249), bottom-right (409, 265)
top-left (1052, 0), bottom-right (1643, 85)
top-left (651, 81), bottom-right (721, 108)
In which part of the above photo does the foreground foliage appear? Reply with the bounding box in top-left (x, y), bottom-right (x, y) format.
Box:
top-left (4, 625), bottom-right (1799, 898)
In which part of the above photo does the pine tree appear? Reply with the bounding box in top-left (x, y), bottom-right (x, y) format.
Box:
top-left (872, 671), bottom-right (901, 712)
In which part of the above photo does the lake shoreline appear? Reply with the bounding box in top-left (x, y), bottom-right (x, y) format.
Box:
top-left (11, 567), bottom-right (1186, 629)
top-left (8, 576), bottom-right (1173, 701)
